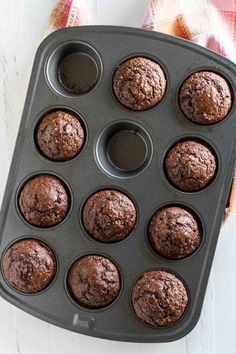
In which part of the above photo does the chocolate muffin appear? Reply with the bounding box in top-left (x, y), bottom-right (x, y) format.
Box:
top-left (113, 57), bottom-right (166, 111)
top-left (179, 71), bottom-right (231, 125)
top-left (2, 239), bottom-right (56, 293)
top-left (67, 255), bottom-right (120, 308)
top-left (36, 110), bottom-right (85, 161)
top-left (132, 270), bottom-right (188, 327)
top-left (82, 189), bottom-right (136, 242)
top-left (165, 140), bottom-right (217, 192)
top-left (149, 206), bottom-right (201, 259)
top-left (19, 175), bottom-right (69, 227)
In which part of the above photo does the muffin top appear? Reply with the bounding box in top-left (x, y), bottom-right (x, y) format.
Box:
top-left (149, 206), bottom-right (201, 259)
top-left (132, 270), bottom-right (188, 327)
top-left (113, 57), bottom-right (166, 111)
top-left (179, 71), bottom-right (231, 125)
top-left (19, 175), bottom-right (69, 227)
top-left (82, 189), bottom-right (136, 242)
top-left (165, 140), bottom-right (217, 192)
top-left (2, 239), bottom-right (56, 293)
top-left (67, 255), bottom-right (120, 308)
top-left (36, 110), bottom-right (85, 161)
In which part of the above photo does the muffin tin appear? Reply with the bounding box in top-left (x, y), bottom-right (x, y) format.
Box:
top-left (1, 26), bottom-right (236, 342)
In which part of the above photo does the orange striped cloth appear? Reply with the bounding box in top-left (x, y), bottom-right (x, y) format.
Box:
top-left (44, 0), bottom-right (92, 38)
top-left (142, 0), bottom-right (236, 62)
top-left (45, 0), bottom-right (236, 60)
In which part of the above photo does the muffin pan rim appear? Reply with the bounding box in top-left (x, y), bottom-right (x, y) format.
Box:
top-left (176, 66), bottom-right (235, 127)
top-left (145, 201), bottom-right (205, 262)
top-left (64, 251), bottom-right (124, 312)
top-left (46, 40), bottom-right (103, 98)
top-left (0, 236), bottom-right (59, 296)
top-left (15, 171), bottom-right (73, 230)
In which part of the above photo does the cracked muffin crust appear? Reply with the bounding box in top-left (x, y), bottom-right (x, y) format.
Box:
top-left (165, 140), bottom-right (217, 192)
top-left (113, 57), bottom-right (166, 111)
top-left (82, 189), bottom-right (136, 242)
top-left (179, 71), bottom-right (231, 125)
top-left (149, 206), bottom-right (202, 259)
top-left (36, 110), bottom-right (85, 161)
top-left (19, 175), bottom-right (69, 227)
top-left (2, 239), bottom-right (56, 293)
top-left (67, 255), bottom-right (120, 308)
top-left (132, 270), bottom-right (188, 327)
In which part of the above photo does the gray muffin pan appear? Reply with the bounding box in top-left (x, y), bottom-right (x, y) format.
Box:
top-left (0, 26), bottom-right (236, 342)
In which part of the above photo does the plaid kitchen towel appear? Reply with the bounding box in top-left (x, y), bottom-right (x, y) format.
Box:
top-left (45, 0), bottom-right (236, 61)
top-left (142, 0), bottom-right (236, 62)
top-left (44, 0), bottom-right (92, 38)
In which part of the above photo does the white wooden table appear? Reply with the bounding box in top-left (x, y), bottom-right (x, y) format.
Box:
top-left (0, 1), bottom-right (236, 353)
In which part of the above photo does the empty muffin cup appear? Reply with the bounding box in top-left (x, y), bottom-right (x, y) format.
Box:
top-left (58, 53), bottom-right (98, 94)
top-left (96, 121), bottom-right (153, 178)
top-left (47, 42), bottom-right (102, 96)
